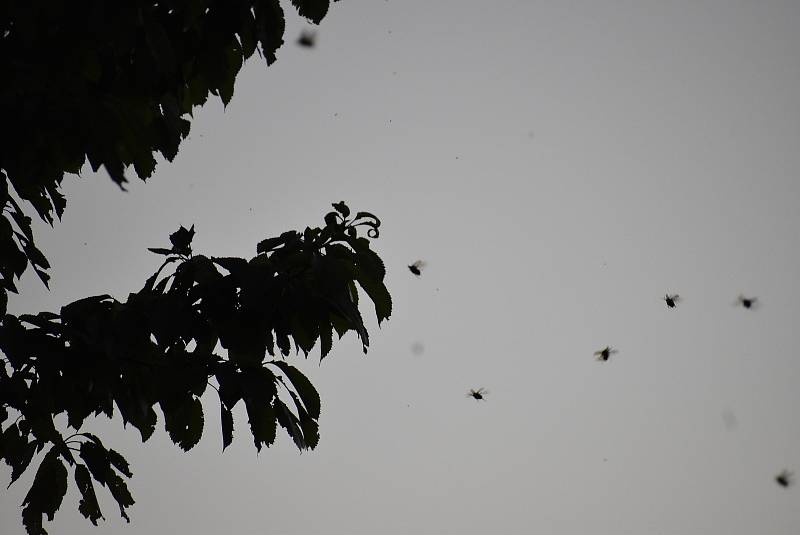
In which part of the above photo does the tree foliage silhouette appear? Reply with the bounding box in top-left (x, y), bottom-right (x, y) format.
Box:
top-left (1, 204), bottom-right (391, 534)
top-left (0, 0), bottom-right (339, 310)
top-left (0, 2), bottom-right (395, 534)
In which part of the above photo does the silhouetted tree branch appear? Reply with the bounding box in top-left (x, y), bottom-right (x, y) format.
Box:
top-left (0, 203), bottom-right (391, 535)
top-left (0, 5), bottom-right (390, 534)
top-left (0, 0), bottom-right (339, 310)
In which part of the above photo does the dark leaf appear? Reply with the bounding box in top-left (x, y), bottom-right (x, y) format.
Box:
top-left (291, 0), bottom-right (330, 24)
top-left (23, 243), bottom-right (50, 270)
top-left (18, 312), bottom-right (61, 334)
top-left (212, 257), bottom-right (248, 276)
top-left (324, 212), bottom-right (339, 227)
top-left (244, 399), bottom-right (276, 452)
top-left (355, 273), bottom-right (392, 324)
top-left (106, 471), bottom-right (134, 522)
top-left (274, 398), bottom-right (305, 449)
top-left (318, 317), bottom-right (333, 359)
top-left (163, 397), bottom-right (204, 451)
top-left (46, 187), bottom-right (67, 221)
top-left (78, 441), bottom-right (134, 521)
top-left (255, 0), bottom-right (286, 65)
top-left (147, 248), bottom-right (174, 256)
top-left (256, 237), bottom-right (283, 254)
top-left (256, 231), bottom-right (298, 254)
top-left (21, 447), bottom-right (68, 534)
top-left (79, 442), bottom-right (110, 486)
top-left (270, 361), bottom-right (321, 420)
top-left (169, 225), bottom-right (195, 256)
top-left (331, 201), bottom-right (350, 218)
top-left (221, 404), bottom-right (234, 450)
top-left (32, 269), bottom-right (50, 289)
top-left (285, 387), bottom-right (320, 450)
top-left (8, 203), bottom-right (34, 242)
top-left (9, 441), bottom-right (38, 488)
top-left (106, 449), bottom-right (132, 478)
top-left (74, 464), bottom-right (104, 525)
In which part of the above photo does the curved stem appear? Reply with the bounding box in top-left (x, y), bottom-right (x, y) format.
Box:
top-left (206, 380), bottom-right (219, 394)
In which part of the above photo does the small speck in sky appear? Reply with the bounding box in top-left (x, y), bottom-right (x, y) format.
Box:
top-left (297, 29), bottom-right (316, 48)
top-left (736, 295), bottom-right (758, 309)
top-left (722, 409), bottom-right (738, 431)
top-left (467, 388), bottom-right (488, 400)
top-left (775, 470), bottom-right (793, 488)
top-left (594, 346), bottom-right (617, 362)
top-left (408, 260), bottom-right (426, 276)
top-left (664, 293), bottom-right (680, 308)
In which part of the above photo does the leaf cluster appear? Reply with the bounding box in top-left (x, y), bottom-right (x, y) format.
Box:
top-left (0, 0), bottom-right (338, 317)
top-left (0, 203), bottom-right (390, 534)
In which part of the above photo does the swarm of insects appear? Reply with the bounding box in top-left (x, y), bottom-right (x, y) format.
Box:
top-left (664, 293), bottom-right (680, 308)
top-left (736, 295), bottom-right (758, 309)
top-left (594, 346), bottom-right (618, 362)
top-left (467, 388), bottom-right (488, 400)
top-left (408, 260), bottom-right (426, 276)
top-left (776, 470), bottom-right (793, 488)
top-left (297, 30), bottom-right (316, 48)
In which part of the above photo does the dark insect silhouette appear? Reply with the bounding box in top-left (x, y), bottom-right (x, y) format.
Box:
top-left (467, 388), bottom-right (488, 400)
top-left (736, 295), bottom-right (758, 309)
top-left (664, 293), bottom-right (680, 308)
top-left (297, 30), bottom-right (316, 48)
top-left (594, 346), bottom-right (618, 362)
top-left (776, 470), bottom-right (793, 487)
top-left (408, 260), bottom-right (426, 276)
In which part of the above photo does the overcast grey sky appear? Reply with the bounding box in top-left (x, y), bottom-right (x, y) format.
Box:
top-left (4, 1), bottom-right (800, 534)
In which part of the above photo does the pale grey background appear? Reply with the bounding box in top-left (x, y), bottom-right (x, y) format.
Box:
top-left (3, 1), bottom-right (800, 533)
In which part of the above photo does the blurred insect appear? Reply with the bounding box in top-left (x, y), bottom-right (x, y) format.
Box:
top-left (467, 388), bottom-right (488, 400)
top-left (297, 30), bottom-right (316, 48)
top-left (594, 346), bottom-right (618, 362)
top-left (408, 260), bottom-right (426, 276)
top-left (664, 293), bottom-right (680, 308)
top-left (736, 295), bottom-right (758, 309)
top-left (775, 469), bottom-right (793, 488)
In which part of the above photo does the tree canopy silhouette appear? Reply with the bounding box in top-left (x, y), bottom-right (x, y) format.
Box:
top-left (1, 203), bottom-right (391, 534)
top-left (1, 0), bottom-right (339, 308)
top-left (0, 3), bottom-right (395, 535)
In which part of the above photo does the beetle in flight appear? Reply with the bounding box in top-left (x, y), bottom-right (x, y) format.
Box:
top-left (736, 295), bottom-right (758, 309)
top-left (594, 346), bottom-right (618, 362)
top-left (467, 388), bottom-right (488, 400)
top-left (776, 470), bottom-right (793, 488)
top-left (408, 260), bottom-right (426, 276)
top-left (664, 293), bottom-right (680, 308)
top-left (297, 30), bottom-right (316, 48)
